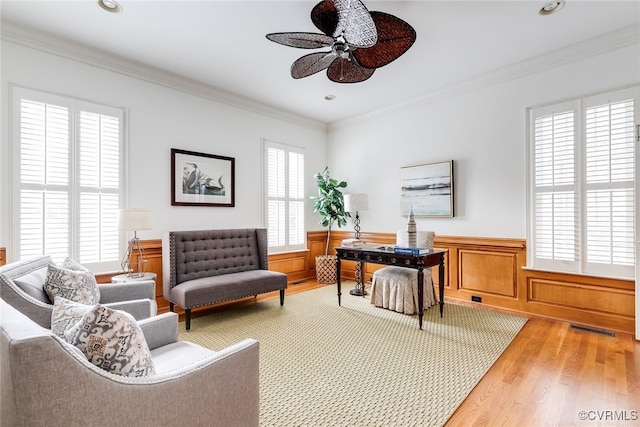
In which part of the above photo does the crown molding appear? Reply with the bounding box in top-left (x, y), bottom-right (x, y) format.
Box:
top-left (329, 24), bottom-right (640, 131)
top-left (1, 21), bottom-right (328, 133)
top-left (3, 21), bottom-right (637, 135)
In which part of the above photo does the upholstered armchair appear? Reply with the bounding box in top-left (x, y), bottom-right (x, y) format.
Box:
top-left (0, 299), bottom-right (260, 426)
top-left (0, 255), bottom-right (156, 328)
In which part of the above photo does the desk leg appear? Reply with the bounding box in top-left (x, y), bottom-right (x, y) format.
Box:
top-left (438, 252), bottom-right (445, 317)
top-left (336, 256), bottom-right (342, 306)
top-left (417, 266), bottom-right (424, 330)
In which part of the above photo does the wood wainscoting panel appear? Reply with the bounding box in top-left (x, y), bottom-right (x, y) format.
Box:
top-left (307, 231), bottom-right (330, 278)
top-left (137, 239), bottom-right (164, 310)
top-left (458, 250), bottom-right (518, 298)
top-left (268, 251), bottom-right (308, 283)
top-left (95, 231), bottom-right (635, 334)
top-left (529, 278), bottom-right (635, 316)
top-left (523, 269), bottom-right (635, 333)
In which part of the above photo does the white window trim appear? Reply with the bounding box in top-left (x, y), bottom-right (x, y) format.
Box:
top-left (10, 85), bottom-right (128, 272)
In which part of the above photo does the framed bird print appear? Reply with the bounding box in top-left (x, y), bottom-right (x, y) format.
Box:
top-left (171, 148), bottom-right (235, 207)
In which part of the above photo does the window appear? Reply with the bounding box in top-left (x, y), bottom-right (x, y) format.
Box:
top-left (11, 86), bottom-right (125, 272)
top-left (528, 87), bottom-right (638, 279)
top-left (264, 140), bottom-right (305, 253)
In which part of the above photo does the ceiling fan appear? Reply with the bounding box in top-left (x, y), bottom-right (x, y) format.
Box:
top-left (266, 0), bottom-right (416, 83)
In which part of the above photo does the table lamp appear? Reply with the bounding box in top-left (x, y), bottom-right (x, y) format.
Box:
top-left (344, 193), bottom-right (368, 296)
top-left (344, 193), bottom-right (368, 240)
top-left (118, 208), bottom-right (152, 277)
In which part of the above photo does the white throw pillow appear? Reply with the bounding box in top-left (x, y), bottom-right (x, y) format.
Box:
top-left (65, 304), bottom-right (156, 377)
top-left (51, 297), bottom-right (94, 340)
top-left (44, 262), bottom-right (100, 305)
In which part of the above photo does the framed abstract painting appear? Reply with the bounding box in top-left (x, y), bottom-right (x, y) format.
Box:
top-left (400, 160), bottom-right (453, 217)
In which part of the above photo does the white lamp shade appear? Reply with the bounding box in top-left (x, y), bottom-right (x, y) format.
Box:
top-left (118, 209), bottom-right (152, 231)
top-left (344, 193), bottom-right (368, 213)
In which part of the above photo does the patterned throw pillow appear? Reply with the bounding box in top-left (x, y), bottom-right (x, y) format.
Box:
top-left (44, 263), bottom-right (100, 305)
top-left (62, 257), bottom-right (91, 272)
top-left (62, 257), bottom-right (100, 300)
top-left (65, 304), bottom-right (156, 377)
top-left (51, 297), bottom-right (94, 340)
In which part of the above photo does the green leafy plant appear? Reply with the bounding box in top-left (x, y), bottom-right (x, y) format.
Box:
top-left (310, 166), bottom-right (350, 256)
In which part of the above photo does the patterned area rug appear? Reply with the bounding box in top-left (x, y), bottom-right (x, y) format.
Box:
top-left (179, 283), bottom-right (527, 427)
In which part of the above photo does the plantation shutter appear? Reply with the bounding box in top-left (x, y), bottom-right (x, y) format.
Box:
top-left (267, 145), bottom-right (286, 248)
top-left (13, 87), bottom-right (124, 271)
top-left (583, 91), bottom-right (635, 277)
top-left (288, 151), bottom-right (305, 247)
top-left (78, 110), bottom-right (121, 265)
top-left (532, 104), bottom-right (578, 272)
top-left (265, 140), bottom-right (305, 253)
top-left (529, 87), bottom-right (637, 279)
top-left (19, 98), bottom-right (71, 261)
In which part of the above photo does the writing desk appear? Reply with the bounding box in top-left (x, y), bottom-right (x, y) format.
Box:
top-left (335, 245), bottom-right (446, 329)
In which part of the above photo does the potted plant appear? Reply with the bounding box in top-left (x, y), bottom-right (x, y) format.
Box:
top-left (310, 166), bottom-right (350, 284)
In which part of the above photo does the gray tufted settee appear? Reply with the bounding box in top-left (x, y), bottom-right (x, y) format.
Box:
top-left (162, 228), bottom-right (288, 330)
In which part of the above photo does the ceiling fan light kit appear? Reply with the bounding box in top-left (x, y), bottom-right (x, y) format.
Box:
top-left (266, 0), bottom-right (416, 83)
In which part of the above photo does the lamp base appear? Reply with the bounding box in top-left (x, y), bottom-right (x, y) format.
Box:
top-left (351, 261), bottom-right (366, 296)
top-left (349, 287), bottom-right (367, 296)
top-left (125, 270), bottom-right (147, 279)
top-left (121, 236), bottom-right (148, 278)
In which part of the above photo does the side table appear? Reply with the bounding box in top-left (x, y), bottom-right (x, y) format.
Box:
top-left (111, 272), bottom-right (157, 283)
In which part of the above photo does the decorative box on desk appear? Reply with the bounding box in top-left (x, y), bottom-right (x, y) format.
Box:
top-left (111, 272), bottom-right (157, 283)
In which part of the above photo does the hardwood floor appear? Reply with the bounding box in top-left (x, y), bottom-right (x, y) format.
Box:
top-left (446, 318), bottom-right (640, 426)
top-left (189, 280), bottom-right (640, 426)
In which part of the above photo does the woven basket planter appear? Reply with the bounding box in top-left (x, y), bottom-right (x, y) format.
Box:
top-left (315, 255), bottom-right (337, 284)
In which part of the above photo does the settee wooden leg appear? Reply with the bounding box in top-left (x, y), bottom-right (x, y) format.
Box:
top-left (169, 302), bottom-right (174, 312)
top-left (186, 308), bottom-right (191, 331)
top-left (280, 289), bottom-right (285, 306)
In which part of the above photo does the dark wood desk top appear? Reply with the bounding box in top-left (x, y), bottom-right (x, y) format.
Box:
top-left (335, 245), bottom-right (445, 269)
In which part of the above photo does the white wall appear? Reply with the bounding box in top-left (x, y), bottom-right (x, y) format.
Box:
top-left (0, 40), bottom-right (328, 260)
top-left (2, 31), bottom-right (639, 250)
top-left (328, 43), bottom-right (640, 239)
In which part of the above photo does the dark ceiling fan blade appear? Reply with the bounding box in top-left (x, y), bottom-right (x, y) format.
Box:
top-left (311, 0), bottom-right (338, 37)
top-left (291, 51), bottom-right (338, 79)
top-left (352, 11), bottom-right (416, 69)
top-left (311, 0), bottom-right (377, 48)
top-left (333, 0), bottom-right (377, 48)
top-left (326, 57), bottom-right (375, 83)
top-left (266, 32), bottom-right (334, 49)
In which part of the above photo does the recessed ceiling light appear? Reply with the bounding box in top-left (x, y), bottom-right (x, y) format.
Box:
top-left (325, 95), bottom-right (336, 101)
top-left (98, 0), bottom-right (122, 13)
top-left (539, 0), bottom-right (565, 15)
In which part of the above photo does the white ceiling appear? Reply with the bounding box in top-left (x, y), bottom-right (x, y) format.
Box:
top-left (2, 1), bottom-right (639, 125)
